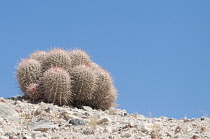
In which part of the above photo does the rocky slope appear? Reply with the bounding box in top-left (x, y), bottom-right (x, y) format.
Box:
top-left (0, 97), bottom-right (209, 139)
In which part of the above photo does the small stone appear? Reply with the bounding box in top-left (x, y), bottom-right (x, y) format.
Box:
top-left (168, 118), bottom-right (174, 121)
top-left (97, 116), bottom-right (111, 124)
top-left (81, 106), bottom-right (92, 111)
top-left (201, 117), bottom-right (205, 121)
top-left (192, 134), bottom-right (199, 139)
top-left (166, 132), bottom-right (172, 137)
top-left (175, 126), bottom-right (181, 134)
top-left (69, 119), bottom-right (86, 125)
top-left (34, 107), bottom-right (42, 116)
top-left (128, 121), bottom-right (135, 127)
top-left (182, 117), bottom-right (190, 122)
top-left (51, 135), bottom-right (61, 139)
top-left (45, 107), bottom-right (51, 113)
top-left (83, 112), bottom-right (90, 117)
top-left (23, 136), bottom-right (32, 139)
top-left (64, 113), bottom-right (76, 120)
top-left (123, 113), bottom-right (128, 116)
top-left (83, 129), bottom-right (94, 135)
top-left (121, 133), bottom-right (132, 138)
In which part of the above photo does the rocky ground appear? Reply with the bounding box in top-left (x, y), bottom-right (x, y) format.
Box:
top-left (0, 97), bottom-right (209, 139)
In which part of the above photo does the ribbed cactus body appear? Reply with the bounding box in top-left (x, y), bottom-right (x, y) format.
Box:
top-left (43, 49), bottom-right (71, 71)
top-left (17, 59), bottom-right (41, 93)
top-left (30, 51), bottom-right (48, 62)
top-left (69, 49), bottom-right (91, 67)
top-left (70, 65), bottom-right (95, 104)
top-left (93, 85), bottom-right (117, 110)
top-left (88, 68), bottom-right (117, 110)
top-left (42, 67), bottom-right (72, 105)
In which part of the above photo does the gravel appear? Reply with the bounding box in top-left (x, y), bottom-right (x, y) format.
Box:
top-left (0, 97), bottom-right (209, 139)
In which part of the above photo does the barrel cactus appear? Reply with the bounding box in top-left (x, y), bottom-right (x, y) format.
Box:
top-left (42, 48), bottom-right (71, 72)
top-left (87, 67), bottom-right (117, 110)
top-left (29, 51), bottom-right (48, 62)
top-left (41, 67), bottom-right (72, 105)
top-left (16, 48), bottom-right (117, 110)
top-left (69, 49), bottom-right (91, 67)
top-left (16, 59), bottom-right (41, 93)
top-left (70, 65), bottom-right (96, 106)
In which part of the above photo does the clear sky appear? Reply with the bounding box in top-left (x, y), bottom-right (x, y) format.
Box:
top-left (0, 1), bottom-right (210, 119)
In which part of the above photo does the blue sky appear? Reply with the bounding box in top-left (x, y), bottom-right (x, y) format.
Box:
top-left (0, 1), bottom-right (210, 119)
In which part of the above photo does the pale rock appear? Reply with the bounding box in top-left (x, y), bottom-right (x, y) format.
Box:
top-left (71, 108), bottom-right (80, 112)
top-left (81, 106), bottom-right (92, 111)
top-left (0, 102), bottom-right (19, 121)
top-left (30, 120), bottom-right (54, 132)
top-left (0, 136), bottom-right (9, 139)
top-left (64, 113), bottom-right (77, 120)
top-left (138, 123), bottom-right (153, 132)
top-left (51, 135), bottom-right (61, 139)
top-left (33, 124), bottom-right (54, 132)
top-left (34, 107), bottom-right (43, 116)
top-left (128, 121), bottom-right (135, 127)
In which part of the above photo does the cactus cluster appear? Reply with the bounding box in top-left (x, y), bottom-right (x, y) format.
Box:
top-left (16, 48), bottom-right (117, 110)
